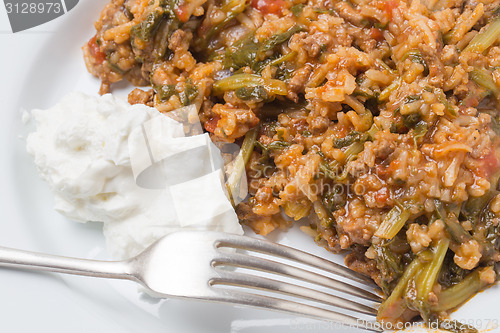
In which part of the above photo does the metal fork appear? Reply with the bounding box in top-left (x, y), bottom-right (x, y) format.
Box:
top-left (0, 231), bottom-right (384, 332)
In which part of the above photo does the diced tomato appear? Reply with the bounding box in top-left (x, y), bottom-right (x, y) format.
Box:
top-left (460, 95), bottom-right (480, 109)
top-left (204, 116), bottom-right (220, 133)
top-left (385, 1), bottom-right (399, 13)
top-left (384, 0), bottom-right (398, 19)
top-left (376, 159), bottom-right (399, 180)
top-left (477, 149), bottom-right (499, 179)
top-left (375, 164), bottom-right (390, 180)
top-left (175, 3), bottom-right (190, 23)
top-left (374, 0), bottom-right (398, 20)
top-left (334, 124), bottom-right (349, 138)
top-left (374, 187), bottom-right (391, 205)
top-left (291, 118), bottom-right (308, 133)
top-left (88, 36), bottom-right (105, 65)
top-left (369, 27), bottom-right (384, 41)
top-left (251, 0), bottom-right (287, 15)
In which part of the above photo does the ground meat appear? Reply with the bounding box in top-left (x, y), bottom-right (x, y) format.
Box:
top-left (211, 104), bottom-right (259, 142)
top-left (287, 64), bottom-right (313, 102)
top-left (169, 29), bottom-right (191, 52)
top-left (302, 32), bottom-right (333, 58)
top-left (333, 198), bottom-right (383, 248)
top-left (372, 135), bottom-right (397, 160)
top-left (345, 246), bottom-right (382, 286)
top-left (406, 223), bottom-right (432, 253)
top-left (441, 45), bottom-right (459, 65)
top-left (128, 88), bottom-right (154, 106)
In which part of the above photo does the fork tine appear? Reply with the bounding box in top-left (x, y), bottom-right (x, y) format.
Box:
top-left (215, 235), bottom-right (377, 287)
top-left (207, 289), bottom-right (384, 332)
top-left (211, 270), bottom-right (378, 316)
top-left (212, 252), bottom-right (383, 303)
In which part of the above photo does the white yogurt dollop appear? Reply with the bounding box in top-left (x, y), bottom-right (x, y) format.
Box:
top-left (26, 92), bottom-right (242, 259)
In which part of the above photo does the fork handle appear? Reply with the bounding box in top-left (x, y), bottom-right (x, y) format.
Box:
top-left (0, 246), bottom-right (134, 280)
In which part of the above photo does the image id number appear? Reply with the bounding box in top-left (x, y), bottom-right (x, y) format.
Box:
top-left (5, 2), bottom-right (62, 14)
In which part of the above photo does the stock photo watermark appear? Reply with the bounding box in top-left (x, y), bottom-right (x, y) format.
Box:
top-left (289, 318), bottom-right (500, 331)
top-left (3, 0), bottom-right (78, 32)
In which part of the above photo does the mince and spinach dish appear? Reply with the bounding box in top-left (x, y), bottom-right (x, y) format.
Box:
top-left (83, 0), bottom-right (500, 330)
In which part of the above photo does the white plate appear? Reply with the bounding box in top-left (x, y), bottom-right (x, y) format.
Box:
top-left (1, 1), bottom-right (499, 332)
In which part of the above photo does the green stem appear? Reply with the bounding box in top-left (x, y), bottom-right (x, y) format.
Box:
top-left (417, 238), bottom-right (450, 300)
top-left (430, 268), bottom-right (491, 312)
top-left (463, 16), bottom-right (500, 53)
top-left (377, 257), bottom-right (423, 322)
top-left (226, 126), bottom-right (259, 204)
top-left (374, 204), bottom-right (411, 239)
top-left (213, 74), bottom-right (287, 96)
top-left (379, 78), bottom-right (401, 102)
top-left (469, 68), bottom-right (499, 97)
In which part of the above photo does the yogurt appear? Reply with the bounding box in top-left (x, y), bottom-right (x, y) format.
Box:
top-left (26, 92), bottom-right (242, 259)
